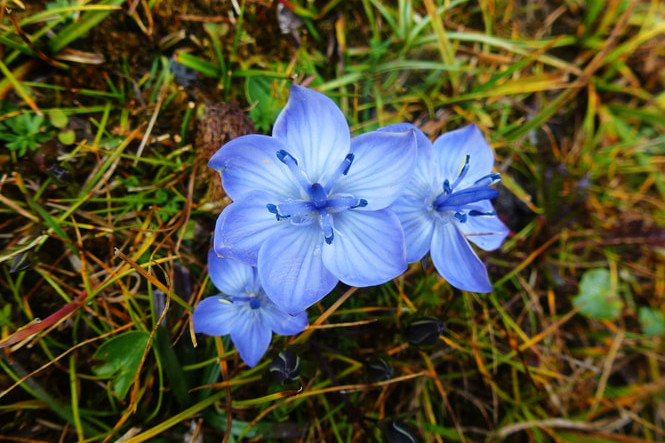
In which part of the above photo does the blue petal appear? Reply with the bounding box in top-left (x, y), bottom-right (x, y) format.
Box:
top-left (263, 302), bottom-right (309, 335)
top-left (377, 123), bottom-right (438, 198)
top-left (322, 209), bottom-right (407, 286)
top-left (192, 296), bottom-right (239, 336)
top-left (390, 195), bottom-right (435, 263)
top-left (430, 222), bottom-right (492, 293)
top-left (230, 313), bottom-right (272, 367)
top-left (333, 130), bottom-right (417, 211)
top-left (273, 85), bottom-right (350, 183)
top-left (208, 134), bottom-right (301, 201)
top-left (258, 224), bottom-right (338, 315)
top-left (433, 124), bottom-right (495, 188)
top-left (207, 249), bottom-right (259, 297)
top-left (458, 200), bottom-right (509, 251)
top-left (213, 193), bottom-right (290, 265)
top-left (376, 122), bottom-right (420, 135)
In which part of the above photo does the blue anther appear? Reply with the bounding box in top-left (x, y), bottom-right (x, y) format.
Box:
top-left (454, 212), bottom-right (468, 223)
top-left (443, 179), bottom-right (452, 195)
top-left (276, 149), bottom-right (296, 165)
top-left (342, 153), bottom-right (354, 175)
top-left (451, 154), bottom-right (471, 189)
top-left (267, 203), bottom-right (288, 221)
top-left (319, 211), bottom-right (334, 244)
top-left (353, 199), bottom-right (368, 208)
top-left (474, 173), bottom-right (501, 186)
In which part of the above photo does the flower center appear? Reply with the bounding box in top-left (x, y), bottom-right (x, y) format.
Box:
top-left (309, 183), bottom-right (328, 209)
top-left (432, 154), bottom-right (501, 223)
top-left (267, 150), bottom-right (367, 244)
top-left (249, 297), bottom-right (261, 310)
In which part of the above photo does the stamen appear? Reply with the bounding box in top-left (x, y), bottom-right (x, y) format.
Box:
top-left (469, 210), bottom-right (497, 217)
top-left (276, 149), bottom-right (297, 165)
top-left (267, 204), bottom-right (288, 221)
top-left (454, 212), bottom-right (468, 223)
top-left (474, 172), bottom-right (501, 187)
top-left (323, 153), bottom-right (355, 193)
top-left (341, 154), bottom-right (354, 175)
top-left (229, 296), bottom-right (250, 302)
top-left (326, 196), bottom-right (367, 212)
top-left (443, 179), bottom-right (452, 195)
top-left (451, 154), bottom-right (471, 189)
top-left (268, 201), bottom-right (317, 220)
top-left (230, 296), bottom-right (262, 309)
top-left (309, 183), bottom-right (328, 209)
top-left (435, 186), bottom-right (499, 211)
top-left (276, 150), bottom-right (312, 192)
top-left (319, 211), bottom-right (334, 244)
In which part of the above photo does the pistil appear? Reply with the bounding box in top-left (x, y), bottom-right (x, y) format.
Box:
top-left (435, 187), bottom-right (499, 212)
top-left (309, 183), bottom-right (328, 209)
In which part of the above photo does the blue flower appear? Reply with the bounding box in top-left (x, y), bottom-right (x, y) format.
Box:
top-left (384, 123), bottom-right (509, 293)
top-left (209, 85), bottom-right (417, 314)
top-left (193, 250), bottom-right (308, 367)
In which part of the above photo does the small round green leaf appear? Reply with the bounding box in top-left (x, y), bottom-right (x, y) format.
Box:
top-left (638, 307), bottom-right (665, 336)
top-left (573, 269), bottom-right (623, 320)
top-left (49, 108), bottom-right (69, 128)
top-left (58, 129), bottom-right (75, 145)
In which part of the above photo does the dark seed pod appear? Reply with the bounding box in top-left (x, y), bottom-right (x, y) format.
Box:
top-left (382, 420), bottom-right (418, 443)
top-left (405, 317), bottom-right (445, 347)
top-left (152, 290), bottom-right (167, 327)
top-left (10, 251), bottom-right (32, 273)
top-left (269, 350), bottom-right (301, 384)
top-left (48, 164), bottom-right (71, 182)
top-left (366, 358), bottom-right (393, 382)
top-left (170, 59), bottom-right (198, 87)
top-left (419, 255), bottom-right (429, 271)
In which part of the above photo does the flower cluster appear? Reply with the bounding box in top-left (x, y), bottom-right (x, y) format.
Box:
top-left (193, 85), bottom-right (508, 367)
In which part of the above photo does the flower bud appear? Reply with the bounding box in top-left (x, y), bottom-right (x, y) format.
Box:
top-left (405, 317), bottom-right (445, 347)
top-left (269, 350), bottom-right (301, 384)
top-left (366, 358), bottom-right (393, 382)
top-left (382, 420), bottom-right (418, 443)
